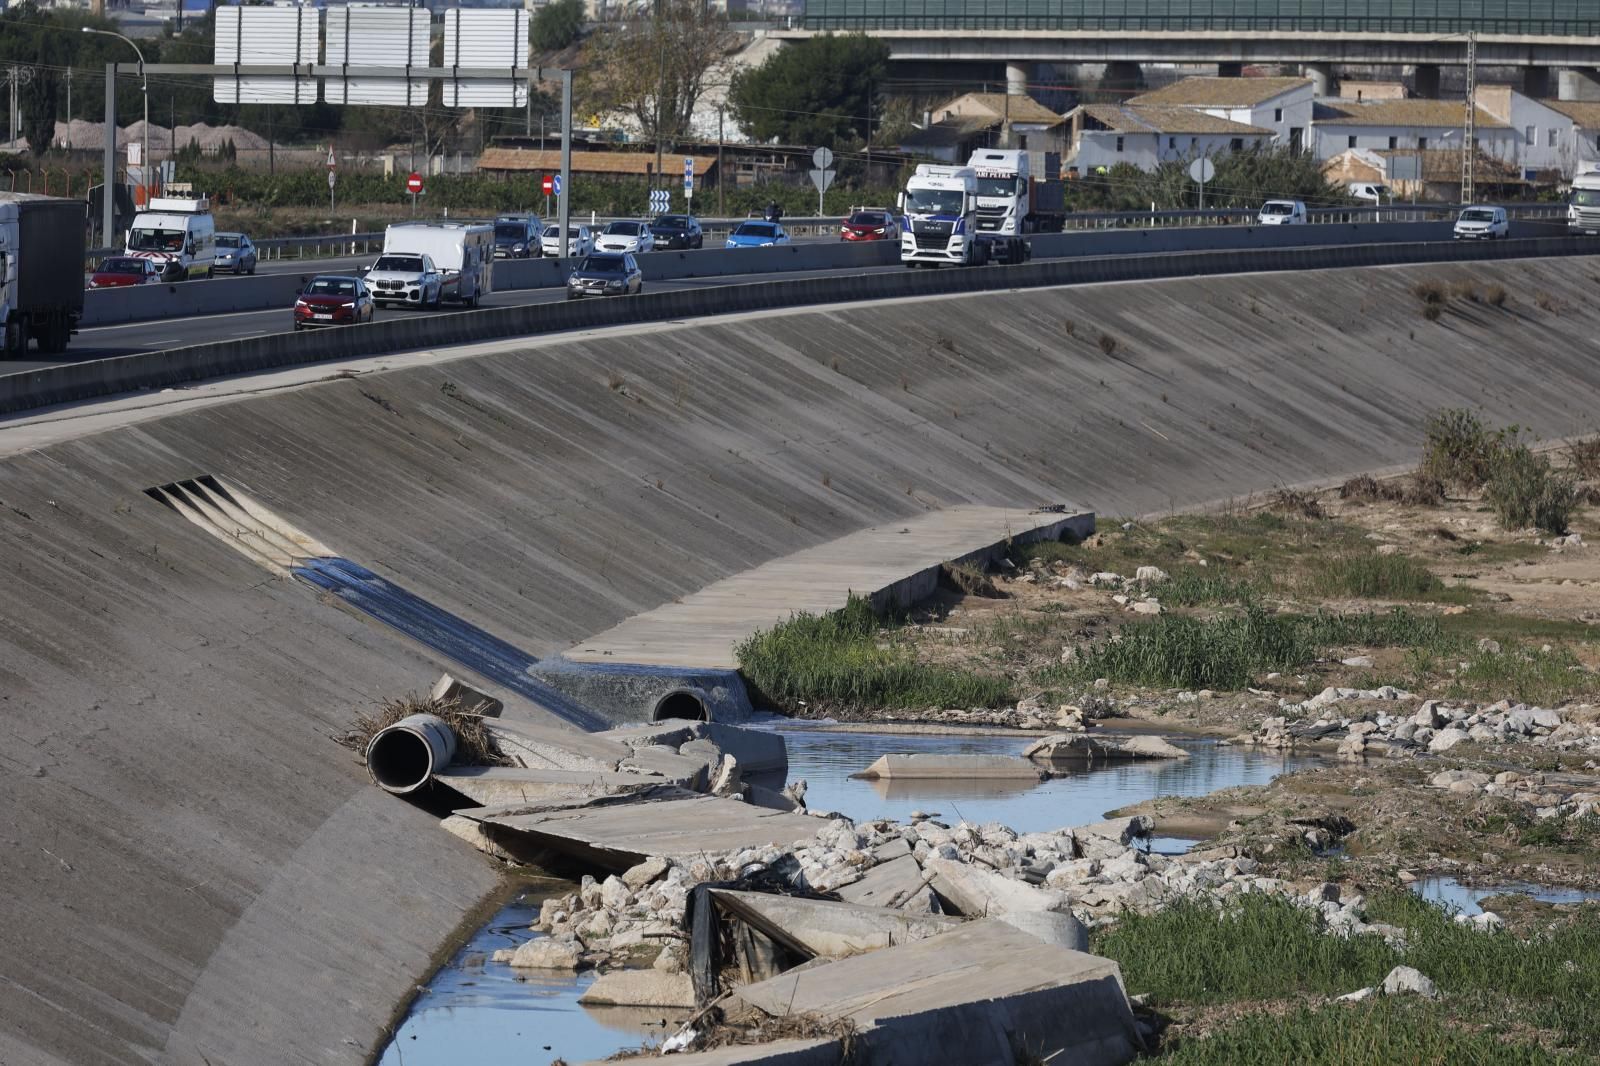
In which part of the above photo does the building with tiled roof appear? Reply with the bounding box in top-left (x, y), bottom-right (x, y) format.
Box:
top-left (1065, 104), bottom-right (1275, 173)
top-left (1541, 99), bottom-right (1600, 171)
top-left (1311, 98), bottom-right (1519, 166)
top-left (1129, 75), bottom-right (1313, 153)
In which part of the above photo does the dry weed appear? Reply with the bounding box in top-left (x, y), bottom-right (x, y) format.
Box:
top-left (336, 693), bottom-right (505, 766)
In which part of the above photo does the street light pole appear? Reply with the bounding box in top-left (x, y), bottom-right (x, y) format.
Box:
top-left (83, 28), bottom-right (147, 207)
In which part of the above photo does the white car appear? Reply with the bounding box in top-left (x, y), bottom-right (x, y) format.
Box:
top-left (1256, 200), bottom-right (1307, 225)
top-left (594, 220), bottom-right (655, 254)
top-left (1454, 205), bottom-right (1509, 240)
top-left (364, 252), bottom-right (444, 309)
top-left (541, 224), bottom-right (593, 258)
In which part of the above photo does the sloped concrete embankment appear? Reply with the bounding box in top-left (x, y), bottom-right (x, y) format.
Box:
top-left (3, 256), bottom-right (1600, 1065)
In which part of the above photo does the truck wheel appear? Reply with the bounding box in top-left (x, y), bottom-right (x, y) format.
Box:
top-left (3, 320), bottom-right (23, 356)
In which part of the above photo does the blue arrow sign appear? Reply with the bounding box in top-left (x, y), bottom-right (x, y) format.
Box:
top-left (552, 173), bottom-right (563, 197)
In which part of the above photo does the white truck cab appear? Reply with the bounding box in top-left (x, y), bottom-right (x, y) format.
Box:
top-left (1569, 171), bottom-right (1600, 235)
top-left (126, 195), bottom-right (216, 280)
top-left (899, 165), bottom-right (983, 267)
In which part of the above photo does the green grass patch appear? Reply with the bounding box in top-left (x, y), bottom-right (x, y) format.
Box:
top-left (1099, 892), bottom-right (1600, 1054)
top-left (1305, 552), bottom-right (1474, 603)
top-left (1049, 606), bottom-right (1447, 690)
top-left (1445, 643), bottom-right (1597, 706)
top-left (1157, 1001), bottom-right (1586, 1066)
top-left (734, 596), bottom-right (1012, 713)
top-left (1159, 568), bottom-right (1267, 607)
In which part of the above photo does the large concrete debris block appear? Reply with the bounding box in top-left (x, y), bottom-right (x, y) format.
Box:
top-left (710, 890), bottom-right (961, 959)
top-left (836, 854), bottom-right (939, 912)
top-left (430, 672), bottom-right (503, 717)
top-left (851, 754), bottom-right (1047, 780)
top-left (485, 718), bottom-right (632, 772)
top-left (728, 919), bottom-right (1141, 1066)
top-left (433, 766), bottom-right (664, 808)
top-left (923, 857), bottom-right (1075, 918)
top-left (578, 969), bottom-right (698, 1008)
top-left (1025, 733), bottom-right (1189, 762)
top-left (600, 720), bottom-right (789, 776)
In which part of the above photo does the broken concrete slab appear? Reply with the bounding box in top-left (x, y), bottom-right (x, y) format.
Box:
top-left (728, 919), bottom-right (1141, 1066)
top-left (577, 969), bottom-right (697, 1009)
top-left (601, 720), bottom-right (789, 776)
top-left (710, 890), bottom-right (961, 958)
top-left (475, 794), bottom-right (823, 871)
top-left (851, 754), bottom-right (1047, 780)
top-left (835, 855), bottom-right (937, 912)
top-left (619, 744), bottom-right (713, 790)
top-left (432, 766), bottom-right (663, 808)
top-left (581, 1038), bottom-right (841, 1066)
top-left (924, 857), bottom-right (1074, 917)
top-left (1025, 733), bottom-right (1190, 762)
top-left (430, 672), bottom-right (503, 717)
top-left (485, 717), bottom-right (632, 772)
top-left (565, 506), bottom-right (1094, 669)
top-left (996, 910), bottom-right (1090, 953)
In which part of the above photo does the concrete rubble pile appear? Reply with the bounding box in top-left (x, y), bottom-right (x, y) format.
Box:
top-left (1245, 695), bottom-right (1600, 759)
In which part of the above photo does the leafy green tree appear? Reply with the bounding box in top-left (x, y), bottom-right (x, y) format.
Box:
top-left (729, 33), bottom-right (888, 148)
top-left (532, 0), bottom-right (584, 53)
top-left (1064, 145), bottom-right (1352, 212)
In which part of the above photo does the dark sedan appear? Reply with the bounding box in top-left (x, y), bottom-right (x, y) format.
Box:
top-left (566, 253), bottom-right (643, 299)
top-left (649, 214), bottom-right (703, 250)
top-left (293, 275), bottom-right (376, 329)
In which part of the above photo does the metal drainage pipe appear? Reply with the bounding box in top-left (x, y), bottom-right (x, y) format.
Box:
top-left (652, 688), bottom-right (709, 722)
top-left (366, 713), bottom-right (457, 794)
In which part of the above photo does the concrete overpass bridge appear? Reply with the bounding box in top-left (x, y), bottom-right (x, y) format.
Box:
top-left (780, 1), bottom-right (1600, 99)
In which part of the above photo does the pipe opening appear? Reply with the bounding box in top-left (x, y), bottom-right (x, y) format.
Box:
top-left (365, 715), bottom-right (457, 794)
top-left (653, 689), bottom-right (708, 722)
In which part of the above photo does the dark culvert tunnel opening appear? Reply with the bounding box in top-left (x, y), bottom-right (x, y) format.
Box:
top-left (653, 689), bottom-right (708, 722)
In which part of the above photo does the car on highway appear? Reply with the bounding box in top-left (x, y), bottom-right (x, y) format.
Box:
top-left (594, 220), bottom-right (656, 254)
top-left (213, 232), bottom-right (258, 274)
top-left (566, 252), bottom-right (643, 299)
top-left (839, 208), bottom-right (899, 242)
top-left (1256, 200), bottom-right (1307, 225)
top-left (1454, 205), bottom-right (1509, 240)
top-left (87, 256), bottom-right (164, 288)
top-left (542, 223), bottom-right (594, 258)
top-left (365, 252), bottom-right (444, 309)
top-left (649, 214), bottom-right (703, 250)
top-left (494, 215), bottom-right (542, 259)
top-left (1348, 182), bottom-right (1391, 205)
top-left (292, 275), bottom-right (376, 330)
top-left (726, 221), bottom-right (791, 248)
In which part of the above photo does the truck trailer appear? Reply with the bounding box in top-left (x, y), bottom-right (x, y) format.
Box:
top-left (1, 193), bottom-right (86, 356)
top-left (381, 222), bottom-right (495, 306)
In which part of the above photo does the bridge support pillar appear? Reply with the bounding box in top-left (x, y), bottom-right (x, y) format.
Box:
top-left (1559, 68), bottom-right (1600, 101)
top-left (1101, 61), bottom-right (1143, 95)
top-left (1413, 64), bottom-right (1441, 98)
top-left (1218, 61), bottom-right (1243, 79)
top-left (1521, 67), bottom-right (1552, 98)
top-left (1302, 63), bottom-right (1333, 97)
top-left (1006, 62), bottom-right (1029, 96)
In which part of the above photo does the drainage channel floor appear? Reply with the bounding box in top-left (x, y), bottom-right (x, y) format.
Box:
top-left (378, 892), bottom-right (666, 1065)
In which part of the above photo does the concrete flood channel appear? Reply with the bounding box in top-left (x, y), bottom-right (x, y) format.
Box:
top-left (373, 719), bottom-right (1319, 1064)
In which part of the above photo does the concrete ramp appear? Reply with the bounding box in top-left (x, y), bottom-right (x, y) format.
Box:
top-left (565, 505), bottom-right (1093, 669)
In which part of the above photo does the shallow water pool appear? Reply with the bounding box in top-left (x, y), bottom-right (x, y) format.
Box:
top-left (1411, 876), bottom-right (1600, 917)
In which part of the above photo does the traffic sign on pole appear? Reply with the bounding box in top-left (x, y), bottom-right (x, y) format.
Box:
top-left (552, 173), bottom-right (563, 197)
top-left (406, 172), bottom-right (424, 194)
top-left (542, 174), bottom-right (554, 196)
top-left (649, 188), bottom-right (670, 214)
top-left (683, 156), bottom-right (694, 178)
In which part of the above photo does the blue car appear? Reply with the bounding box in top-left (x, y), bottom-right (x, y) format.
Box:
top-left (725, 221), bottom-right (791, 248)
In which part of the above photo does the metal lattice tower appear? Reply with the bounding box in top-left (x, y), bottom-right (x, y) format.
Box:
top-left (1462, 30), bottom-right (1477, 205)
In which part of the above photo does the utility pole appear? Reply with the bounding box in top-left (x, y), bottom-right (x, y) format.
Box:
top-left (559, 68), bottom-right (572, 258)
top-left (65, 68), bottom-right (72, 151)
top-left (654, 0), bottom-right (666, 194)
top-left (717, 106), bottom-right (725, 217)
top-left (1461, 30), bottom-right (1477, 205)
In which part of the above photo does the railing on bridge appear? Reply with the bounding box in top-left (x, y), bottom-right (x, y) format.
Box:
top-left (799, 0), bottom-right (1600, 35)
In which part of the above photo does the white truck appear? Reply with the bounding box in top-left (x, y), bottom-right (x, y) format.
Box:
top-left (125, 194), bottom-right (215, 280)
top-left (1, 193), bottom-right (84, 356)
top-left (898, 164), bottom-right (988, 267)
top-left (378, 221), bottom-right (495, 307)
top-left (968, 148), bottom-right (1062, 260)
top-left (1569, 170), bottom-right (1600, 235)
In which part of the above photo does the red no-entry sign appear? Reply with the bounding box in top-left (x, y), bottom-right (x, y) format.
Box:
top-left (541, 174), bottom-right (554, 195)
top-left (406, 172), bottom-right (424, 195)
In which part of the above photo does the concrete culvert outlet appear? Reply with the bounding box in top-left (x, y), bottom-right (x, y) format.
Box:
top-left (653, 689), bottom-right (708, 722)
top-left (365, 713), bottom-right (457, 794)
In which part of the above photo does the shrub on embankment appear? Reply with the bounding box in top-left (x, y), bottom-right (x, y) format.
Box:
top-left (735, 595), bottom-right (1011, 713)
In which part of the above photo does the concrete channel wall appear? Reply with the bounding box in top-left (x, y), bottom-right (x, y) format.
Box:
top-left (4, 256), bottom-right (1600, 1064)
top-left (20, 234), bottom-right (1600, 415)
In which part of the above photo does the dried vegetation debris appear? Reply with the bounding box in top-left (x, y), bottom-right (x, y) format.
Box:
top-left (334, 692), bottom-right (507, 766)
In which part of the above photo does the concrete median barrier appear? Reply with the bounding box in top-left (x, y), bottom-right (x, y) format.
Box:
top-left (82, 273), bottom-right (315, 326)
top-left (11, 234), bottom-right (1600, 416)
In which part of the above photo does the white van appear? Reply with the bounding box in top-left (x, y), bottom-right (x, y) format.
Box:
top-left (1347, 182), bottom-right (1391, 205)
top-left (1256, 200), bottom-right (1308, 225)
top-left (381, 221), bottom-right (495, 306)
top-left (126, 195), bottom-right (216, 280)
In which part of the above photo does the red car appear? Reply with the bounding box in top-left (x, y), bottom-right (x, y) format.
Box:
top-left (839, 208), bottom-right (899, 242)
top-left (88, 256), bottom-right (163, 288)
top-left (292, 275), bottom-right (376, 330)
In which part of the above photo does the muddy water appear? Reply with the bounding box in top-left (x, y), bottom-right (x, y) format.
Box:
top-left (758, 724), bottom-right (1318, 835)
top-left (1413, 876), bottom-right (1600, 916)
top-left (377, 892), bottom-right (665, 1065)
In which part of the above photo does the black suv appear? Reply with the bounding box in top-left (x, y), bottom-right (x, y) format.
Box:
top-left (494, 215), bottom-right (542, 259)
top-left (648, 214), bottom-right (704, 250)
